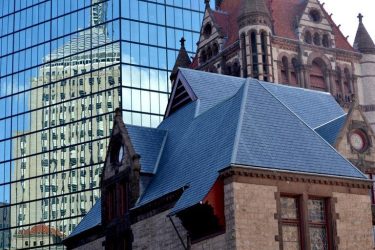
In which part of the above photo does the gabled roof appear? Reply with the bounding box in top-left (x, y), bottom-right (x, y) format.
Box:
top-left (205, 0), bottom-right (355, 52)
top-left (134, 69), bottom-right (366, 214)
top-left (67, 199), bottom-right (101, 239)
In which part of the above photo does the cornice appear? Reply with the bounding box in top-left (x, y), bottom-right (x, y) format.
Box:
top-left (220, 166), bottom-right (372, 190)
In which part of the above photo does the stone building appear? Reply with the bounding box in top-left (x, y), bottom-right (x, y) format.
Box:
top-left (63, 69), bottom-right (373, 250)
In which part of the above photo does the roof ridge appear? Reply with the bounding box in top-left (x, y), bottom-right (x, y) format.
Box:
top-left (153, 131), bottom-right (168, 174)
top-left (231, 81), bottom-right (250, 163)
top-left (313, 113), bottom-right (347, 130)
top-left (258, 80), bottom-right (366, 179)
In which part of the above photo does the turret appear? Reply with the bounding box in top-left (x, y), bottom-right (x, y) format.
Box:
top-left (170, 37), bottom-right (192, 83)
top-left (237, 0), bottom-right (273, 81)
top-left (354, 13), bottom-right (375, 54)
top-left (354, 14), bottom-right (375, 131)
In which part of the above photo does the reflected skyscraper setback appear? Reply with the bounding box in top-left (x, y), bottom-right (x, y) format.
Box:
top-left (0, 0), bottom-right (206, 248)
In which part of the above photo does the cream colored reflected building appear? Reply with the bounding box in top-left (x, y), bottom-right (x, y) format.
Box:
top-left (11, 1), bottom-right (121, 248)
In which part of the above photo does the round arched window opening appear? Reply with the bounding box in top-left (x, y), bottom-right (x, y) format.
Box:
top-left (304, 31), bottom-right (312, 44)
top-left (349, 129), bottom-right (370, 153)
top-left (322, 34), bottom-right (330, 48)
top-left (203, 23), bottom-right (212, 37)
top-left (313, 33), bottom-right (321, 46)
top-left (309, 9), bottom-right (322, 23)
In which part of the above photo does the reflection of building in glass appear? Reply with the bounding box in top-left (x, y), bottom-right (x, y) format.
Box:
top-left (0, 0), bottom-right (205, 249)
top-left (0, 202), bottom-right (10, 249)
top-left (13, 224), bottom-right (63, 249)
top-left (11, 22), bottom-right (121, 243)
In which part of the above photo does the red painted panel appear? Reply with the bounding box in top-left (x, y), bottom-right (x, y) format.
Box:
top-left (203, 179), bottom-right (225, 227)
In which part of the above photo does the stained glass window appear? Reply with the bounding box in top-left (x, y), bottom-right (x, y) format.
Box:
top-left (281, 197), bottom-right (301, 250)
top-left (308, 199), bottom-right (328, 250)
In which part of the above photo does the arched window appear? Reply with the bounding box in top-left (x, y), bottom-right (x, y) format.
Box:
top-left (241, 33), bottom-right (247, 77)
top-left (322, 34), bottom-right (330, 48)
top-left (310, 58), bottom-right (327, 91)
top-left (250, 31), bottom-right (258, 79)
top-left (335, 67), bottom-right (342, 96)
top-left (224, 63), bottom-right (232, 76)
top-left (313, 33), bottom-right (321, 46)
top-left (343, 68), bottom-right (351, 96)
top-left (212, 43), bottom-right (219, 56)
top-left (201, 50), bottom-right (207, 63)
top-left (207, 46), bottom-right (213, 60)
top-left (261, 31), bottom-right (269, 82)
top-left (281, 56), bottom-right (289, 84)
top-left (290, 58), bottom-right (299, 86)
top-left (305, 31), bottom-right (312, 44)
top-left (232, 61), bottom-right (241, 77)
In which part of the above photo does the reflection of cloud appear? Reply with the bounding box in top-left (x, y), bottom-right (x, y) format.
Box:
top-left (0, 82), bottom-right (27, 96)
top-left (121, 53), bottom-right (170, 127)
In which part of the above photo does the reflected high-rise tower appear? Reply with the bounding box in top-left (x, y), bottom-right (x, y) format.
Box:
top-left (0, 0), bottom-right (206, 249)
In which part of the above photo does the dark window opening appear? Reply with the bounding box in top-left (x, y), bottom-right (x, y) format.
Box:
top-left (261, 32), bottom-right (269, 82)
top-left (305, 31), bottom-right (312, 44)
top-left (177, 203), bottom-right (225, 242)
top-left (250, 32), bottom-right (259, 79)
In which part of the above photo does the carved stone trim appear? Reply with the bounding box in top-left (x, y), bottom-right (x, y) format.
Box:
top-left (220, 166), bottom-right (372, 191)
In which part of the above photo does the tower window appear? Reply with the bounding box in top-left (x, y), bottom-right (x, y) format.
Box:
top-left (309, 9), bottom-right (322, 23)
top-left (203, 23), bottom-right (212, 37)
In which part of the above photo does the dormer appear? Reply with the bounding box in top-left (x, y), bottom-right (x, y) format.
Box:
top-left (297, 0), bottom-right (335, 48)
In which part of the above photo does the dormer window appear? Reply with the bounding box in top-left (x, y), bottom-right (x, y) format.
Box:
top-left (309, 9), bottom-right (322, 23)
top-left (203, 23), bottom-right (212, 38)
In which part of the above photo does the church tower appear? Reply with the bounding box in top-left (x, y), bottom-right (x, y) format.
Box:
top-left (354, 14), bottom-right (375, 131)
top-left (237, 0), bottom-right (273, 81)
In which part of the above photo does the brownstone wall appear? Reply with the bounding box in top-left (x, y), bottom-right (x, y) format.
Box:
top-left (132, 209), bottom-right (228, 250)
top-left (230, 182), bottom-right (279, 249)
top-left (333, 192), bottom-right (374, 250)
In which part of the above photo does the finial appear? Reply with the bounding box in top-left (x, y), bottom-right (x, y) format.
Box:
top-left (115, 107), bottom-right (122, 117)
top-left (180, 37), bottom-right (186, 48)
top-left (205, 0), bottom-right (210, 9)
top-left (358, 13), bottom-right (363, 23)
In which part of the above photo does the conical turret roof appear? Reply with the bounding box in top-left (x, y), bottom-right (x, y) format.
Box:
top-left (354, 14), bottom-right (375, 54)
top-left (170, 38), bottom-right (192, 81)
top-left (239, 0), bottom-right (270, 17)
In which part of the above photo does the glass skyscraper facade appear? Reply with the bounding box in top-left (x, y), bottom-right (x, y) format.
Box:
top-left (0, 0), bottom-right (208, 248)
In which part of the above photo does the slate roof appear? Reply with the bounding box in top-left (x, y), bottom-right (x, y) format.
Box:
top-left (68, 199), bottom-right (101, 238)
top-left (211, 0), bottom-right (354, 51)
top-left (70, 69), bottom-right (367, 237)
top-left (353, 16), bottom-right (375, 54)
top-left (135, 68), bottom-right (366, 214)
top-left (127, 125), bottom-right (167, 174)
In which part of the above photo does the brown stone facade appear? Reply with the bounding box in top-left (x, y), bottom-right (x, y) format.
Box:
top-left (128, 166), bottom-right (373, 250)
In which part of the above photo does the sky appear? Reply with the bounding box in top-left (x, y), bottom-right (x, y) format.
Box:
top-left (323, 0), bottom-right (375, 44)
